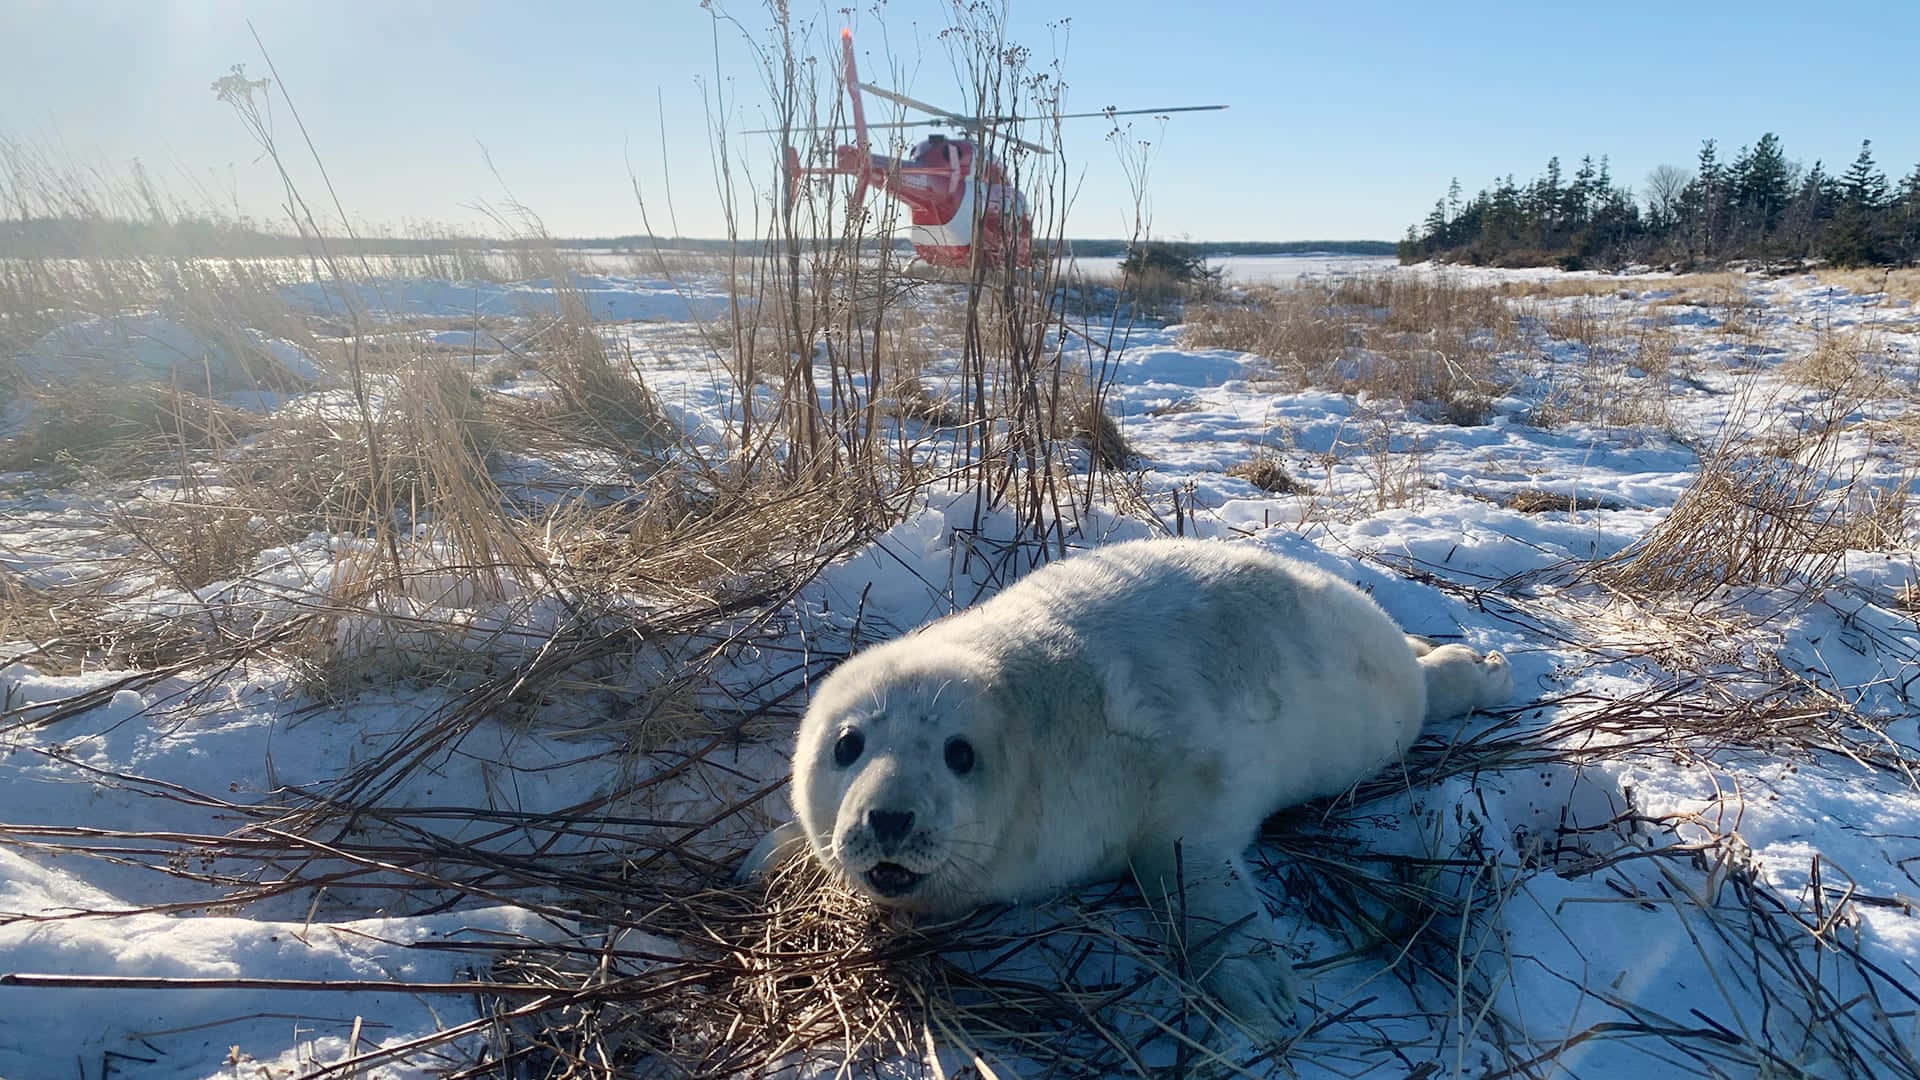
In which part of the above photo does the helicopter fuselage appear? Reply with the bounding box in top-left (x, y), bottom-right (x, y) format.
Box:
top-left (838, 136), bottom-right (1030, 268)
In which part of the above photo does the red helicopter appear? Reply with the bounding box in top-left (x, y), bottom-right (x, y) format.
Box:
top-left (759, 30), bottom-right (1226, 271)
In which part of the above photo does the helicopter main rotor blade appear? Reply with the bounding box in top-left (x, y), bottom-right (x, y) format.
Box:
top-left (844, 81), bottom-right (1055, 153)
top-left (761, 104), bottom-right (1230, 137)
top-left (752, 124), bottom-right (1053, 155)
top-left (855, 81), bottom-right (979, 126)
top-left (985, 104), bottom-right (1230, 124)
top-left (743, 120), bottom-right (949, 136)
top-left (982, 130), bottom-right (1053, 155)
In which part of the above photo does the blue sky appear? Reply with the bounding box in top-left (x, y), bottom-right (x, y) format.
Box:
top-left (3, 1), bottom-right (1916, 242)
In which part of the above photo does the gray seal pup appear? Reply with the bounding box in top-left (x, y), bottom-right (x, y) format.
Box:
top-left (747, 537), bottom-right (1511, 1034)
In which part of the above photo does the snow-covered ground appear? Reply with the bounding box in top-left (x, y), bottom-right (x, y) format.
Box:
top-left (3, 257), bottom-right (1918, 1078)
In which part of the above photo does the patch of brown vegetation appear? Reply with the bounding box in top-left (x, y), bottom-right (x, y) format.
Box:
top-left (0, 382), bottom-right (261, 474)
top-left (1064, 389), bottom-right (1135, 470)
top-left (1527, 314), bottom-right (1679, 432)
top-left (1647, 272), bottom-right (1762, 334)
top-left (1783, 326), bottom-right (1892, 401)
top-left (1227, 453), bottom-right (1310, 495)
top-left (1182, 274), bottom-right (1517, 425)
top-left (1813, 267), bottom-right (1920, 306)
top-left (1500, 488), bottom-right (1623, 513)
top-left (1594, 409), bottom-right (1909, 594)
top-left (1496, 276), bottom-right (1640, 300)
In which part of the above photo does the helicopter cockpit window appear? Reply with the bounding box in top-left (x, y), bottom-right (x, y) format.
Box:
top-left (913, 138), bottom-right (956, 167)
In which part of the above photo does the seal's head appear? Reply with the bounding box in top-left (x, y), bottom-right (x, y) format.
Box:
top-left (792, 645), bottom-right (1016, 914)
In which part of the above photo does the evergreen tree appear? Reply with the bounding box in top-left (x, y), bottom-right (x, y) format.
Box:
top-left (1725, 142), bottom-right (1754, 241)
top-left (1565, 156), bottom-right (1598, 228)
top-left (1826, 141), bottom-right (1894, 265)
top-left (1398, 223), bottom-right (1423, 262)
top-left (1895, 162), bottom-right (1920, 263)
top-left (1736, 133), bottom-right (1793, 242)
top-left (1487, 176), bottom-right (1523, 253)
top-left (1682, 139), bottom-right (1726, 259)
top-left (1841, 140), bottom-right (1890, 210)
top-left (1536, 157), bottom-right (1563, 237)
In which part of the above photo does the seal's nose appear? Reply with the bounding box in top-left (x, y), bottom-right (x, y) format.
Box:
top-left (867, 809), bottom-right (914, 850)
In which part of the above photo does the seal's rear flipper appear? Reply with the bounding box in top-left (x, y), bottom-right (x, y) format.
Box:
top-left (738, 821), bottom-right (808, 884)
top-left (1419, 644), bottom-right (1512, 723)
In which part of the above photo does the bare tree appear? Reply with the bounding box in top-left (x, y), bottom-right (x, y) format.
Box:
top-left (1644, 164), bottom-right (1692, 230)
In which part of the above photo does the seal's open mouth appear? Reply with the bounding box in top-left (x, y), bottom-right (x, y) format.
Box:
top-left (865, 862), bottom-right (923, 897)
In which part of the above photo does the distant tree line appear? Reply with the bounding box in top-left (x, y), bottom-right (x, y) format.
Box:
top-left (2, 217), bottom-right (1397, 261)
top-left (1400, 135), bottom-right (1920, 270)
top-left (1, 215), bottom-right (310, 258)
top-left (0, 217), bottom-right (519, 259)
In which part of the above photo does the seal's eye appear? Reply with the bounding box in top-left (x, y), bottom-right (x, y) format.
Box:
top-left (944, 737), bottom-right (975, 776)
top-left (833, 729), bottom-right (865, 768)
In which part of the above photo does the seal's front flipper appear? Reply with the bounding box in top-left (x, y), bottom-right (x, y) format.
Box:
top-left (738, 820), bottom-right (807, 884)
top-left (1131, 844), bottom-right (1302, 1038)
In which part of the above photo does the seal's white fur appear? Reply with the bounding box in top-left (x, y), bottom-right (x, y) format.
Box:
top-left (756, 538), bottom-right (1511, 1034)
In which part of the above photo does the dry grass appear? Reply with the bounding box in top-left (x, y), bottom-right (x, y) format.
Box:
top-left (1783, 325), bottom-right (1894, 402)
top-left (0, 381), bottom-right (261, 473)
top-left (1183, 274), bottom-right (1518, 426)
top-left (1527, 305), bottom-right (1679, 432)
top-left (1593, 402), bottom-right (1909, 595)
top-left (1059, 384), bottom-right (1135, 470)
top-left (0, 257), bottom-right (322, 374)
top-left (1351, 408), bottom-right (1430, 511)
top-left (873, 312), bottom-right (967, 431)
top-left (1814, 267), bottom-right (1920, 305)
top-left (1180, 289), bottom-right (1348, 369)
top-left (1649, 272), bottom-right (1762, 334)
top-left (4, 270), bottom-right (739, 710)
top-left (1499, 488), bottom-right (1623, 513)
top-left (1495, 271), bottom-right (1758, 303)
top-left (553, 472), bottom-right (890, 610)
top-left (115, 494), bottom-right (302, 593)
top-left (1228, 453), bottom-right (1310, 495)
top-left (0, 575), bottom-right (116, 671)
top-left (519, 274), bottom-right (676, 455)
top-left (884, 373), bottom-right (967, 430)
top-left (1494, 275), bottom-right (1640, 300)
top-left (1646, 271), bottom-right (1748, 303)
